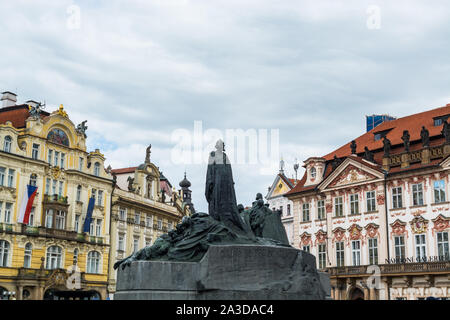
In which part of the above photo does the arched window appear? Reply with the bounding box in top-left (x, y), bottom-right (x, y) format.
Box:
top-left (87, 251), bottom-right (100, 274)
top-left (29, 174), bottom-right (37, 187)
top-left (76, 185), bottom-right (82, 202)
top-left (3, 136), bottom-right (12, 153)
top-left (46, 246), bottom-right (62, 269)
top-left (310, 167), bottom-right (317, 179)
top-left (94, 162), bottom-right (100, 177)
top-left (0, 240), bottom-right (10, 267)
top-left (24, 243), bottom-right (32, 268)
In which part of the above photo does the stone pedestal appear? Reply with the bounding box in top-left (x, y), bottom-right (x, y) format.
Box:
top-left (115, 245), bottom-right (330, 300)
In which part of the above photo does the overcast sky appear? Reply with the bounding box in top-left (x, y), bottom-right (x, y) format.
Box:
top-left (1, 0), bottom-right (450, 212)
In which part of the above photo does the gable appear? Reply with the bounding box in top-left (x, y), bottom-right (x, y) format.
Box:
top-left (319, 158), bottom-right (384, 191)
top-left (266, 174), bottom-right (292, 199)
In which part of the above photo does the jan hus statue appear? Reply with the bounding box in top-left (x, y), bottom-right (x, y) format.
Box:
top-left (205, 139), bottom-right (247, 232)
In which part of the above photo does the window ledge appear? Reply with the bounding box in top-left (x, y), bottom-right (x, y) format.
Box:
top-left (410, 204), bottom-right (427, 209)
top-left (364, 210), bottom-right (379, 214)
top-left (390, 207), bottom-right (406, 211)
top-left (300, 220), bottom-right (312, 224)
top-left (332, 215), bottom-right (345, 219)
top-left (314, 219), bottom-right (327, 222)
top-left (349, 213), bottom-right (361, 216)
top-left (431, 201), bottom-right (450, 206)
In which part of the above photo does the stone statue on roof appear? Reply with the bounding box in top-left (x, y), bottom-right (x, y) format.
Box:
top-left (364, 147), bottom-right (374, 163)
top-left (145, 144), bottom-right (152, 163)
top-left (350, 140), bottom-right (357, 154)
top-left (442, 120), bottom-right (450, 144)
top-left (402, 130), bottom-right (410, 152)
top-left (76, 120), bottom-right (88, 137)
top-left (383, 136), bottom-right (392, 157)
top-left (420, 126), bottom-right (430, 147)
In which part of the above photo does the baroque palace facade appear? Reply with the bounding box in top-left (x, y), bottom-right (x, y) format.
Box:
top-left (286, 104), bottom-right (450, 300)
top-left (0, 92), bottom-right (113, 300)
top-left (108, 154), bottom-right (191, 298)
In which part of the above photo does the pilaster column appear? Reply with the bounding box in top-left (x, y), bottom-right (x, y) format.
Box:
top-left (16, 286), bottom-right (23, 300)
top-left (363, 287), bottom-right (370, 300)
top-left (334, 287), bottom-right (341, 300)
top-left (370, 287), bottom-right (376, 300)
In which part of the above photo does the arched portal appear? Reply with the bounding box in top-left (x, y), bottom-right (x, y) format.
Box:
top-left (349, 287), bottom-right (365, 300)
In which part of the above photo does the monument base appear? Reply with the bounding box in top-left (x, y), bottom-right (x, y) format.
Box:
top-left (115, 245), bottom-right (331, 300)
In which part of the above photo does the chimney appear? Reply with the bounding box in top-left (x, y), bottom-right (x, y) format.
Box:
top-left (26, 100), bottom-right (39, 108)
top-left (1, 91), bottom-right (17, 108)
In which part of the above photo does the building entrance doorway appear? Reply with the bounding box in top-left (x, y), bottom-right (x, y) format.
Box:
top-left (349, 287), bottom-right (365, 300)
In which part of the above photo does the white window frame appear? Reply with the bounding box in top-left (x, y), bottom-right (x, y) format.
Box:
top-left (318, 243), bottom-right (327, 269)
top-left (394, 235), bottom-right (405, 260)
top-left (434, 180), bottom-right (446, 203)
top-left (368, 238), bottom-right (378, 265)
top-left (87, 251), bottom-right (100, 274)
top-left (317, 200), bottom-right (325, 220)
top-left (350, 194), bottom-right (359, 215)
top-left (437, 232), bottom-right (449, 260)
top-left (415, 234), bottom-right (426, 261)
top-left (0, 240), bottom-right (10, 267)
top-left (366, 191), bottom-right (376, 212)
top-left (334, 197), bottom-right (343, 217)
top-left (32, 144), bottom-right (39, 160)
top-left (24, 243), bottom-right (32, 268)
top-left (302, 203), bottom-right (310, 222)
top-left (412, 183), bottom-right (424, 206)
top-left (336, 241), bottom-right (345, 267)
top-left (351, 240), bottom-right (361, 266)
top-left (46, 246), bottom-right (62, 269)
top-left (392, 187), bottom-right (403, 209)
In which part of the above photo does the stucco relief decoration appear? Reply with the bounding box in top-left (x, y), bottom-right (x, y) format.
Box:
top-left (314, 230), bottom-right (327, 245)
top-left (390, 220), bottom-right (408, 238)
top-left (376, 194), bottom-right (385, 205)
top-left (365, 223), bottom-right (380, 238)
top-left (300, 232), bottom-right (312, 247)
top-left (332, 228), bottom-right (346, 243)
top-left (325, 202), bottom-right (333, 213)
top-left (329, 166), bottom-right (376, 188)
top-left (348, 224), bottom-right (362, 241)
top-left (50, 166), bottom-right (62, 179)
top-left (432, 215), bottom-right (450, 234)
top-left (410, 216), bottom-right (428, 234)
top-left (411, 209), bottom-right (427, 217)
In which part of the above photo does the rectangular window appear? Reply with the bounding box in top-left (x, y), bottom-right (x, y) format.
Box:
top-left (157, 218), bottom-right (162, 230)
top-left (350, 194), bottom-right (359, 215)
top-left (4, 203), bottom-right (12, 223)
top-left (279, 206), bottom-right (283, 216)
top-left (168, 222), bottom-right (173, 231)
top-left (415, 234), bottom-right (426, 261)
top-left (96, 219), bottom-right (102, 236)
top-left (97, 190), bottom-right (103, 206)
top-left (79, 157), bottom-right (84, 171)
top-left (89, 221), bottom-right (95, 236)
top-left (48, 149), bottom-right (53, 164)
top-left (302, 245), bottom-right (310, 253)
top-left (352, 240), bottom-right (361, 266)
top-left (91, 189), bottom-right (97, 201)
top-left (76, 186), bottom-right (82, 202)
top-left (412, 183), bottom-right (424, 206)
top-left (287, 204), bottom-right (291, 216)
top-left (336, 241), bottom-right (345, 267)
top-left (118, 234), bottom-right (124, 251)
top-left (0, 167), bottom-right (5, 186)
top-left (32, 144), bottom-right (39, 160)
top-left (29, 207), bottom-right (35, 226)
top-left (133, 237), bottom-right (139, 253)
top-left (45, 209), bottom-right (53, 228)
top-left (55, 211), bottom-right (66, 230)
top-left (7, 169), bottom-right (14, 188)
top-left (52, 179), bottom-right (57, 195)
top-left (437, 232), bottom-right (449, 261)
top-left (434, 180), bottom-right (446, 203)
top-left (317, 200), bottom-right (325, 220)
top-left (392, 187), bottom-right (403, 209)
top-left (54, 151), bottom-right (59, 167)
top-left (60, 153), bottom-right (65, 169)
top-left (366, 191), bottom-right (376, 212)
top-left (146, 215), bottom-right (152, 227)
top-left (0, 202), bottom-right (2, 222)
top-left (302, 203), bottom-right (310, 222)
top-left (75, 214), bottom-right (80, 233)
top-left (45, 178), bottom-right (51, 195)
top-left (135, 212), bottom-right (140, 225)
top-left (145, 239), bottom-right (151, 247)
top-left (334, 197), bottom-right (343, 217)
top-left (368, 238), bottom-right (378, 265)
top-left (394, 236), bottom-right (405, 261)
top-left (58, 181), bottom-right (63, 197)
top-left (119, 208), bottom-right (126, 221)
top-left (318, 244), bottom-right (327, 269)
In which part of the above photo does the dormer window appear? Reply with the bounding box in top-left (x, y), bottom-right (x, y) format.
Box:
top-left (434, 118), bottom-right (443, 126)
top-left (374, 133), bottom-right (382, 141)
top-left (433, 115), bottom-right (450, 126)
top-left (94, 162), bottom-right (100, 176)
top-left (310, 167), bottom-right (316, 179)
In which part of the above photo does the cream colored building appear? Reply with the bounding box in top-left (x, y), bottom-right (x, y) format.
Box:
top-left (108, 149), bottom-right (190, 298)
top-left (0, 91), bottom-right (113, 300)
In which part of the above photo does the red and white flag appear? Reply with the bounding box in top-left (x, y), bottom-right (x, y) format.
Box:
top-left (17, 185), bottom-right (38, 225)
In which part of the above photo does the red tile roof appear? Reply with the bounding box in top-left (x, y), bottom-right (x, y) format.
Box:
top-left (287, 103), bottom-right (450, 196)
top-left (0, 105), bottom-right (49, 128)
top-left (111, 167), bottom-right (137, 174)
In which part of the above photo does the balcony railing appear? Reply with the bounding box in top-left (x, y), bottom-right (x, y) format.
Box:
top-left (328, 261), bottom-right (450, 276)
top-left (20, 225), bottom-right (104, 244)
top-left (43, 194), bottom-right (68, 204)
top-left (0, 223), bottom-right (13, 232)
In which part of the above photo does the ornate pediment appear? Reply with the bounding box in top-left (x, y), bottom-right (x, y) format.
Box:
top-left (328, 165), bottom-right (377, 188)
top-left (410, 216), bottom-right (428, 234)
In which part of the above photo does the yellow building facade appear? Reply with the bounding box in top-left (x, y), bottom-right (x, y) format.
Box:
top-left (0, 92), bottom-right (113, 300)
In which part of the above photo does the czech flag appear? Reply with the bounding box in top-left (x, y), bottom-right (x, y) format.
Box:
top-left (18, 185), bottom-right (38, 225)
